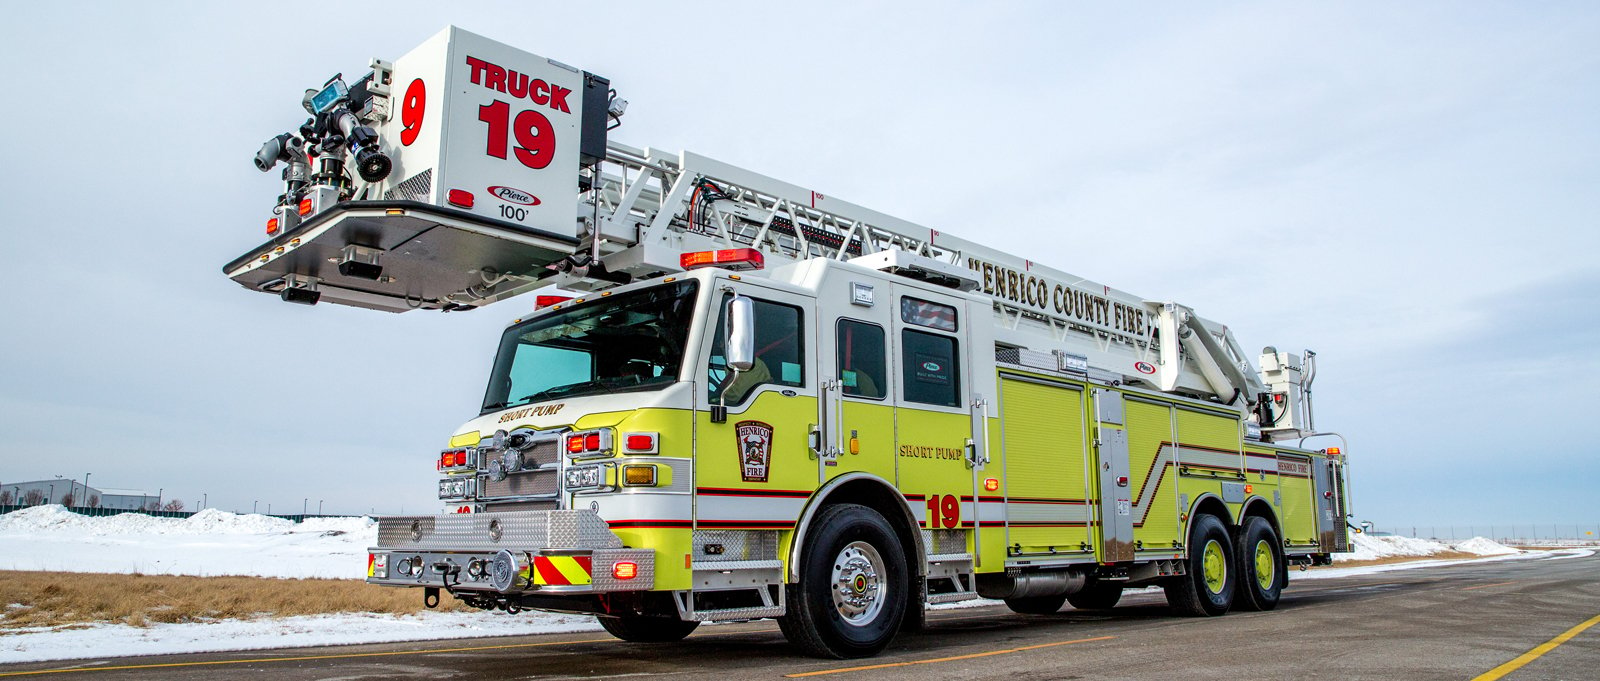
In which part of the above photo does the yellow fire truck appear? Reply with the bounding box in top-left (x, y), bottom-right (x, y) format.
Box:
top-left (226, 27), bottom-right (1352, 658)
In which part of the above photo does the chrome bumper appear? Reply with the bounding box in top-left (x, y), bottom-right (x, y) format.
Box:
top-left (366, 510), bottom-right (654, 594)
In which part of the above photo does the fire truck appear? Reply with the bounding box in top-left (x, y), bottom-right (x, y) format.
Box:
top-left (226, 27), bottom-right (1352, 659)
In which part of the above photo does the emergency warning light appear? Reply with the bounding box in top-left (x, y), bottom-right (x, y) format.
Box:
top-left (680, 248), bottom-right (765, 271)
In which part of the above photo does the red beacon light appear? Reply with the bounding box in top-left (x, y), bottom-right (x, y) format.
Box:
top-left (446, 189), bottom-right (475, 209)
top-left (535, 295), bottom-right (573, 309)
top-left (680, 248), bottom-right (764, 272)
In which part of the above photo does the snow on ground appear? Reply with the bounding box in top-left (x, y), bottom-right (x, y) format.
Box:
top-left (0, 506), bottom-right (374, 578)
top-left (0, 506), bottom-right (1550, 664)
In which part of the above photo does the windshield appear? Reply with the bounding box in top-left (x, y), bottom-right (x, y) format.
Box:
top-left (482, 280), bottom-right (700, 413)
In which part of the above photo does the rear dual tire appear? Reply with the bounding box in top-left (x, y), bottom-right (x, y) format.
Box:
top-left (1233, 516), bottom-right (1286, 611)
top-left (1165, 513), bottom-right (1235, 616)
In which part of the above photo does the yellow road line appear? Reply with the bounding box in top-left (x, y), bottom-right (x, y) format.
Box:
top-left (1462, 581), bottom-right (1517, 591)
top-left (785, 635), bottom-right (1114, 678)
top-left (1472, 613), bottom-right (1600, 681)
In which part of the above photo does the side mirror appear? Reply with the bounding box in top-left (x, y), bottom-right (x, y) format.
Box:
top-left (726, 296), bottom-right (756, 373)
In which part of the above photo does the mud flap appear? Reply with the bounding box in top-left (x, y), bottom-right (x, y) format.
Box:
top-left (222, 201), bottom-right (581, 313)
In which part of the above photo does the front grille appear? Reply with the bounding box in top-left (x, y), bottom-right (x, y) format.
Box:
top-left (483, 469), bottom-right (557, 498)
top-left (525, 441), bottom-right (559, 468)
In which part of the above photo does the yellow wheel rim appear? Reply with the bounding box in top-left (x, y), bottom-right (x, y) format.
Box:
top-left (1254, 540), bottom-right (1275, 590)
top-left (1202, 539), bottom-right (1227, 594)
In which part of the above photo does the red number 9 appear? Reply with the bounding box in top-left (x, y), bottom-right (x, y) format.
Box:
top-left (400, 78), bottom-right (426, 146)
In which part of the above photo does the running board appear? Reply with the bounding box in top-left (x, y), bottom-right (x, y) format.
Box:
top-left (926, 552), bottom-right (979, 604)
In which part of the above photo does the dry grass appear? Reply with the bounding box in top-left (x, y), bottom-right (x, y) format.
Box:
top-left (0, 571), bottom-right (467, 630)
top-left (1310, 551), bottom-right (1478, 570)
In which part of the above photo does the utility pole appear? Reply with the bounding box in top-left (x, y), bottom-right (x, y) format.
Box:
top-left (202, 493), bottom-right (207, 510)
top-left (318, 500), bottom-right (324, 515)
top-left (253, 500), bottom-right (258, 514)
top-left (303, 498), bottom-right (308, 516)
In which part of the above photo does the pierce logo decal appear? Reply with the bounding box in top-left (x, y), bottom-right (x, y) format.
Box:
top-left (736, 420), bottom-right (774, 483)
top-left (488, 185), bottom-right (541, 206)
top-left (1134, 361), bottom-right (1156, 375)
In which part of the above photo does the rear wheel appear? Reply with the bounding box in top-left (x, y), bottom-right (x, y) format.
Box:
top-left (1234, 516), bottom-right (1286, 611)
top-left (1003, 594), bottom-right (1068, 615)
top-left (779, 504), bottom-right (908, 658)
top-left (1164, 513), bottom-right (1235, 616)
top-left (1066, 580), bottom-right (1123, 610)
top-left (597, 614), bottom-right (700, 642)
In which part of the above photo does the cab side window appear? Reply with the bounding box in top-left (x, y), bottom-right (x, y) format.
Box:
top-left (708, 297), bottom-right (804, 404)
top-left (901, 329), bottom-right (959, 407)
top-left (837, 320), bottom-right (886, 399)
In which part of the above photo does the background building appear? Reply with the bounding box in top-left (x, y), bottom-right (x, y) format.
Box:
top-left (1, 480), bottom-right (159, 509)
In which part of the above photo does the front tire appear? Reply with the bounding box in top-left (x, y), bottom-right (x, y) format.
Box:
top-left (597, 614), bottom-right (700, 642)
top-left (779, 504), bottom-right (908, 658)
top-left (1067, 579), bottom-right (1123, 610)
top-left (1164, 513), bottom-right (1235, 616)
top-left (1234, 516), bottom-right (1286, 611)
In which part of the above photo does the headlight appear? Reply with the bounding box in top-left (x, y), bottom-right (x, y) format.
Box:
top-left (438, 477), bottom-right (475, 499)
top-left (565, 465), bottom-right (604, 490)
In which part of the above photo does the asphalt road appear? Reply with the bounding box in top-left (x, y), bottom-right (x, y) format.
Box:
top-left (3, 551), bottom-right (1595, 681)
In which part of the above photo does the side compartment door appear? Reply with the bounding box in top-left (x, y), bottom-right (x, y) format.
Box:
top-left (998, 375), bottom-right (1093, 558)
top-left (1093, 389), bottom-right (1134, 562)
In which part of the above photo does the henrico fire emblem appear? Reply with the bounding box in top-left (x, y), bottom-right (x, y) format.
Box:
top-left (736, 420), bottom-right (773, 482)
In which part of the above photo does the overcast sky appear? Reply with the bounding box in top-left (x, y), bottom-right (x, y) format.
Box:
top-left (1, 3), bottom-right (1595, 529)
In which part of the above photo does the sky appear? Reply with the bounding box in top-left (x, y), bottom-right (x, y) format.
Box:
top-left (0, 2), bottom-right (1595, 528)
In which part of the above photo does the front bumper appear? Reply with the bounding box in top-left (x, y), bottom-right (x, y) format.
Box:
top-left (367, 510), bottom-right (654, 594)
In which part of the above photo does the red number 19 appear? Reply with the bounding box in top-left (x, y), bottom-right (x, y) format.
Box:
top-left (925, 495), bottom-right (960, 529)
top-left (478, 100), bottom-right (556, 169)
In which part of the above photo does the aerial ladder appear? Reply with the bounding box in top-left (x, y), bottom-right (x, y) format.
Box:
top-left (226, 27), bottom-right (1317, 438)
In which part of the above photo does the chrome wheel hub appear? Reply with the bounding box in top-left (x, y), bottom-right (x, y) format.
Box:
top-left (831, 541), bottom-right (886, 626)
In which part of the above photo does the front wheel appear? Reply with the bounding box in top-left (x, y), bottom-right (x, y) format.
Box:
top-left (779, 504), bottom-right (908, 658)
top-left (1164, 513), bottom-right (1235, 616)
top-left (597, 614), bottom-right (700, 642)
top-left (1234, 516), bottom-right (1286, 611)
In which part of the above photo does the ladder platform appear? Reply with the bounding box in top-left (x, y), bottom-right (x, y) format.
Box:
top-left (222, 201), bottom-right (580, 313)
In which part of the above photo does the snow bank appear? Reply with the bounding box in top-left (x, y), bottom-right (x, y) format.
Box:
top-left (0, 505), bottom-right (376, 578)
top-left (0, 610), bottom-right (605, 664)
top-left (1452, 537), bottom-right (1518, 556)
top-left (1333, 533), bottom-right (1520, 563)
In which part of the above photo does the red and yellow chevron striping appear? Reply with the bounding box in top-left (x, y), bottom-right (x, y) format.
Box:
top-left (530, 555), bottom-right (593, 586)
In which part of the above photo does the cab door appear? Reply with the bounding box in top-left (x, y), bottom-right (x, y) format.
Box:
top-left (696, 282), bottom-right (817, 528)
top-left (890, 289), bottom-right (982, 537)
top-left (817, 279), bottom-right (896, 485)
